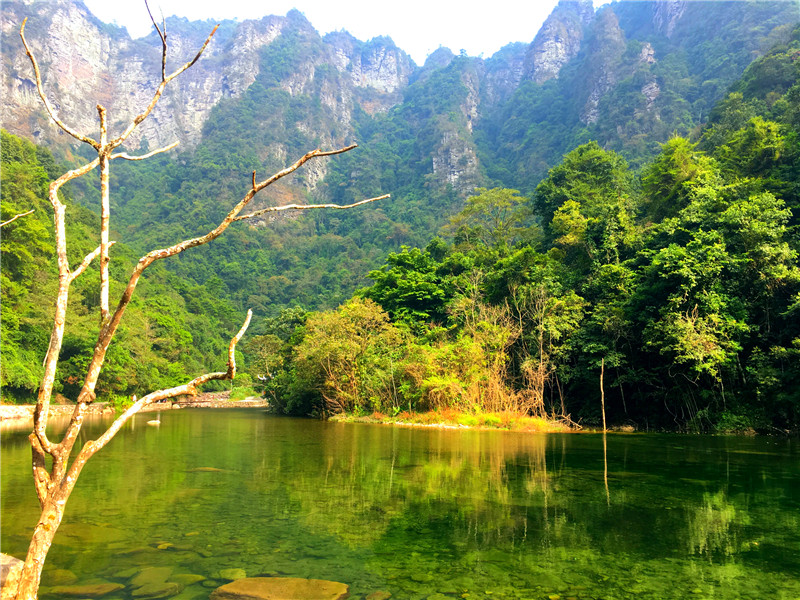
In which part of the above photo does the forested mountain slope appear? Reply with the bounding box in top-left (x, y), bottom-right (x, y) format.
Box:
top-left (1, 1), bottom-right (798, 418)
top-left (264, 28), bottom-right (800, 430)
top-left (24, 0), bottom-right (793, 318)
top-left (0, 132), bottom-right (242, 402)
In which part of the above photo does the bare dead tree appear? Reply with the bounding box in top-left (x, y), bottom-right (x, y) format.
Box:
top-left (9, 6), bottom-right (387, 600)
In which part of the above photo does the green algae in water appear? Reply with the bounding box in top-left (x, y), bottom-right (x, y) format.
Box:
top-left (2, 410), bottom-right (799, 599)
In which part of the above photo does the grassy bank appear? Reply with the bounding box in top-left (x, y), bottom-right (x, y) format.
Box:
top-left (329, 409), bottom-right (572, 432)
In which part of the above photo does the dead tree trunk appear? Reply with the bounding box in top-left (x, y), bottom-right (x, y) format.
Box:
top-left (10, 5), bottom-right (386, 599)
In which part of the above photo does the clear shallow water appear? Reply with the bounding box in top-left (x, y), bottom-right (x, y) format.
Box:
top-left (2, 409), bottom-right (799, 600)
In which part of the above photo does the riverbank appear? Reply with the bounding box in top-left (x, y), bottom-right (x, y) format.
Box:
top-left (0, 392), bottom-right (270, 426)
top-left (329, 409), bottom-right (575, 433)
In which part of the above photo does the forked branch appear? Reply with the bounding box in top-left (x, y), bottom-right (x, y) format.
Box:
top-left (70, 310), bottom-right (252, 471)
top-left (74, 144), bottom-right (387, 439)
top-left (70, 242), bottom-right (116, 282)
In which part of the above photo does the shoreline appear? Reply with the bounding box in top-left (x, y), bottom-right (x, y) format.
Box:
top-left (329, 410), bottom-right (576, 434)
top-left (0, 392), bottom-right (269, 426)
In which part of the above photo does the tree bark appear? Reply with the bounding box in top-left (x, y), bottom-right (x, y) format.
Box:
top-left (600, 358), bottom-right (607, 432)
top-left (14, 496), bottom-right (66, 600)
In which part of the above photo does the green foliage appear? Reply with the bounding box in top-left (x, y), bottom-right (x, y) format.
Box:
top-left (0, 131), bottom-right (239, 402)
top-left (361, 239), bottom-right (468, 326)
top-left (267, 42), bottom-right (800, 430)
top-left (292, 298), bottom-right (404, 415)
top-left (5, 9), bottom-right (800, 431)
top-left (479, 3), bottom-right (799, 191)
top-left (447, 187), bottom-right (535, 251)
top-left (534, 143), bottom-right (638, 272)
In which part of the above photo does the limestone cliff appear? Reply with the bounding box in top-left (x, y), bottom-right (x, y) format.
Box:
top-left (1, 1), bottom-right (413, 152)
top-left (482, 42), bottom-right (527, 104)
top-left (2, 0), bottom-right (797, 207)
top-left (430, 65), bottom-right (483, 192)
top-left (653, 0), bottom-right (687, 38)
top-left (522, 0), bottom-right (594, 84)
top-left (325, 31), bottom-right (414, 114)
top-left (580, 9), bottom-right (626, 124)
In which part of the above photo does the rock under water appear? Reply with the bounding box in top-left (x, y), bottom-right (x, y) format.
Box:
top-left (210, 576), bottom-right (349, 600)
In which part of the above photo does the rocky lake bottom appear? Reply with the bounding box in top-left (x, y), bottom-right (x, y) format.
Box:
top-left (2, 409), bottom-right (798, 599)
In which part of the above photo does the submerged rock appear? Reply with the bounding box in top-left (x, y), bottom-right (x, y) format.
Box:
top-left (131, 567), bottom-right (174, 588)
top-left (131, 581), bottom-right (183, 599)
top-left (169, 574), bottom-right (206, 586)
top-left (218, 568), bottom-right (247, 581)
top-left (49, 582), bottom-right (125, 597)
top-left (41, 568), bottom-right (78, 586)
top-left (116, 568), bottom-right (141, 580)
top-left (366, 592), bottom-right (391, 600)
top-left (210, 577), bottom-right (349, 600)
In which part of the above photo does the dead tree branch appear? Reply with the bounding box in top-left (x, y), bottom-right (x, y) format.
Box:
top-left (0, 209), bottom-right (35, 227)
top-left (111, 141), bottom-right (179, 161)
top-left (235, 195), bottom-right (390, 221)
top-left (71, 310), bottom-right (252, 470)
top-left (70, 242), bottom-right (116, 282)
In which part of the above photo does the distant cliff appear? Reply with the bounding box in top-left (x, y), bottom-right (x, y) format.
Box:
top-left (1, 1), bottom-right (413, 151)
top-left (2, 0), bottom-right (797, 198)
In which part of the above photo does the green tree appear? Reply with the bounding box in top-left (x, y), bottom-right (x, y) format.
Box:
top-left (294, 298), bottom-right (404, 414)
top-left (448, 187), bottom-right (534, 251)
top-left (534, 142), bottom-right (637, 270)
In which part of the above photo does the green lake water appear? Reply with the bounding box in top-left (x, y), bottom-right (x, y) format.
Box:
top-left (1, 409), bottom-right (799, 599)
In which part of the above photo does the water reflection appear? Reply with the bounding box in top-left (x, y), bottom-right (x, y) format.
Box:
top-left (2, 411), bottom-right (799, 599)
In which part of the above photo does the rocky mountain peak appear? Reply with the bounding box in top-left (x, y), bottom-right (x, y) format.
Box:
top-left (482, 42), bottom-right (527, 104)
top-left (325, 32), bottom-right (414, 98)
top-left (1, 1), bottom-right (416, 150)
top-left (558, 0), bottom-right (596, 25)
top-left (522, 0), bottom-right (594, 84)
top-left (423, 47), bottom-right (456, 71)
top-left (580, 8), bottom-right (626, 124)
top-left (653, 0), bottom-right (687, 38)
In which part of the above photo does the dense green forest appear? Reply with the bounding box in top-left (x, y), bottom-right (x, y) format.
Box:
top-left (253, 29), bottom-right (800, 432)
top-left (82, 1), bottom-right (800, 322)
top-left (0, 132), bottom-right (246, 404)
top-left (1, 9), bottom-right (798, 431)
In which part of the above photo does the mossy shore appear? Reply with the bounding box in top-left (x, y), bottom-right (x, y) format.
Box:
top-left (329, 409), bottom-right (573, 433)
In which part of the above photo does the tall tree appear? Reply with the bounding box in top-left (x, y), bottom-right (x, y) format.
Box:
top-left (7, 5), bottom-right (386, 599)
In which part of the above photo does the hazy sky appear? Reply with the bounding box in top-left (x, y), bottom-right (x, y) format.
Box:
top-left (82, 0), bottom-right (609, 65)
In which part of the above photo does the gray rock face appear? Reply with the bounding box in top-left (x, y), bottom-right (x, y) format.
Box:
top-left (482, 43), bottom-right (527, 104)
top-left (1, 1), bottom-right (413, 151)
top-left (580, 9), bottom-right (626, 124)
top-left (523, 0), bottom-right (594, 84)
top-left (326, 32), bottom-right (414, 96)
top-left (432, 128), bottom-right (480, 191)
top-left (640, 79), bottom-right (661, 112)
top-left (653, 0), bottom-right (688, 38)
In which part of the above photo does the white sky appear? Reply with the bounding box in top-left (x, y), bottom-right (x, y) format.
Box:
top-left (83, 0), bottom-right (610, 65)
